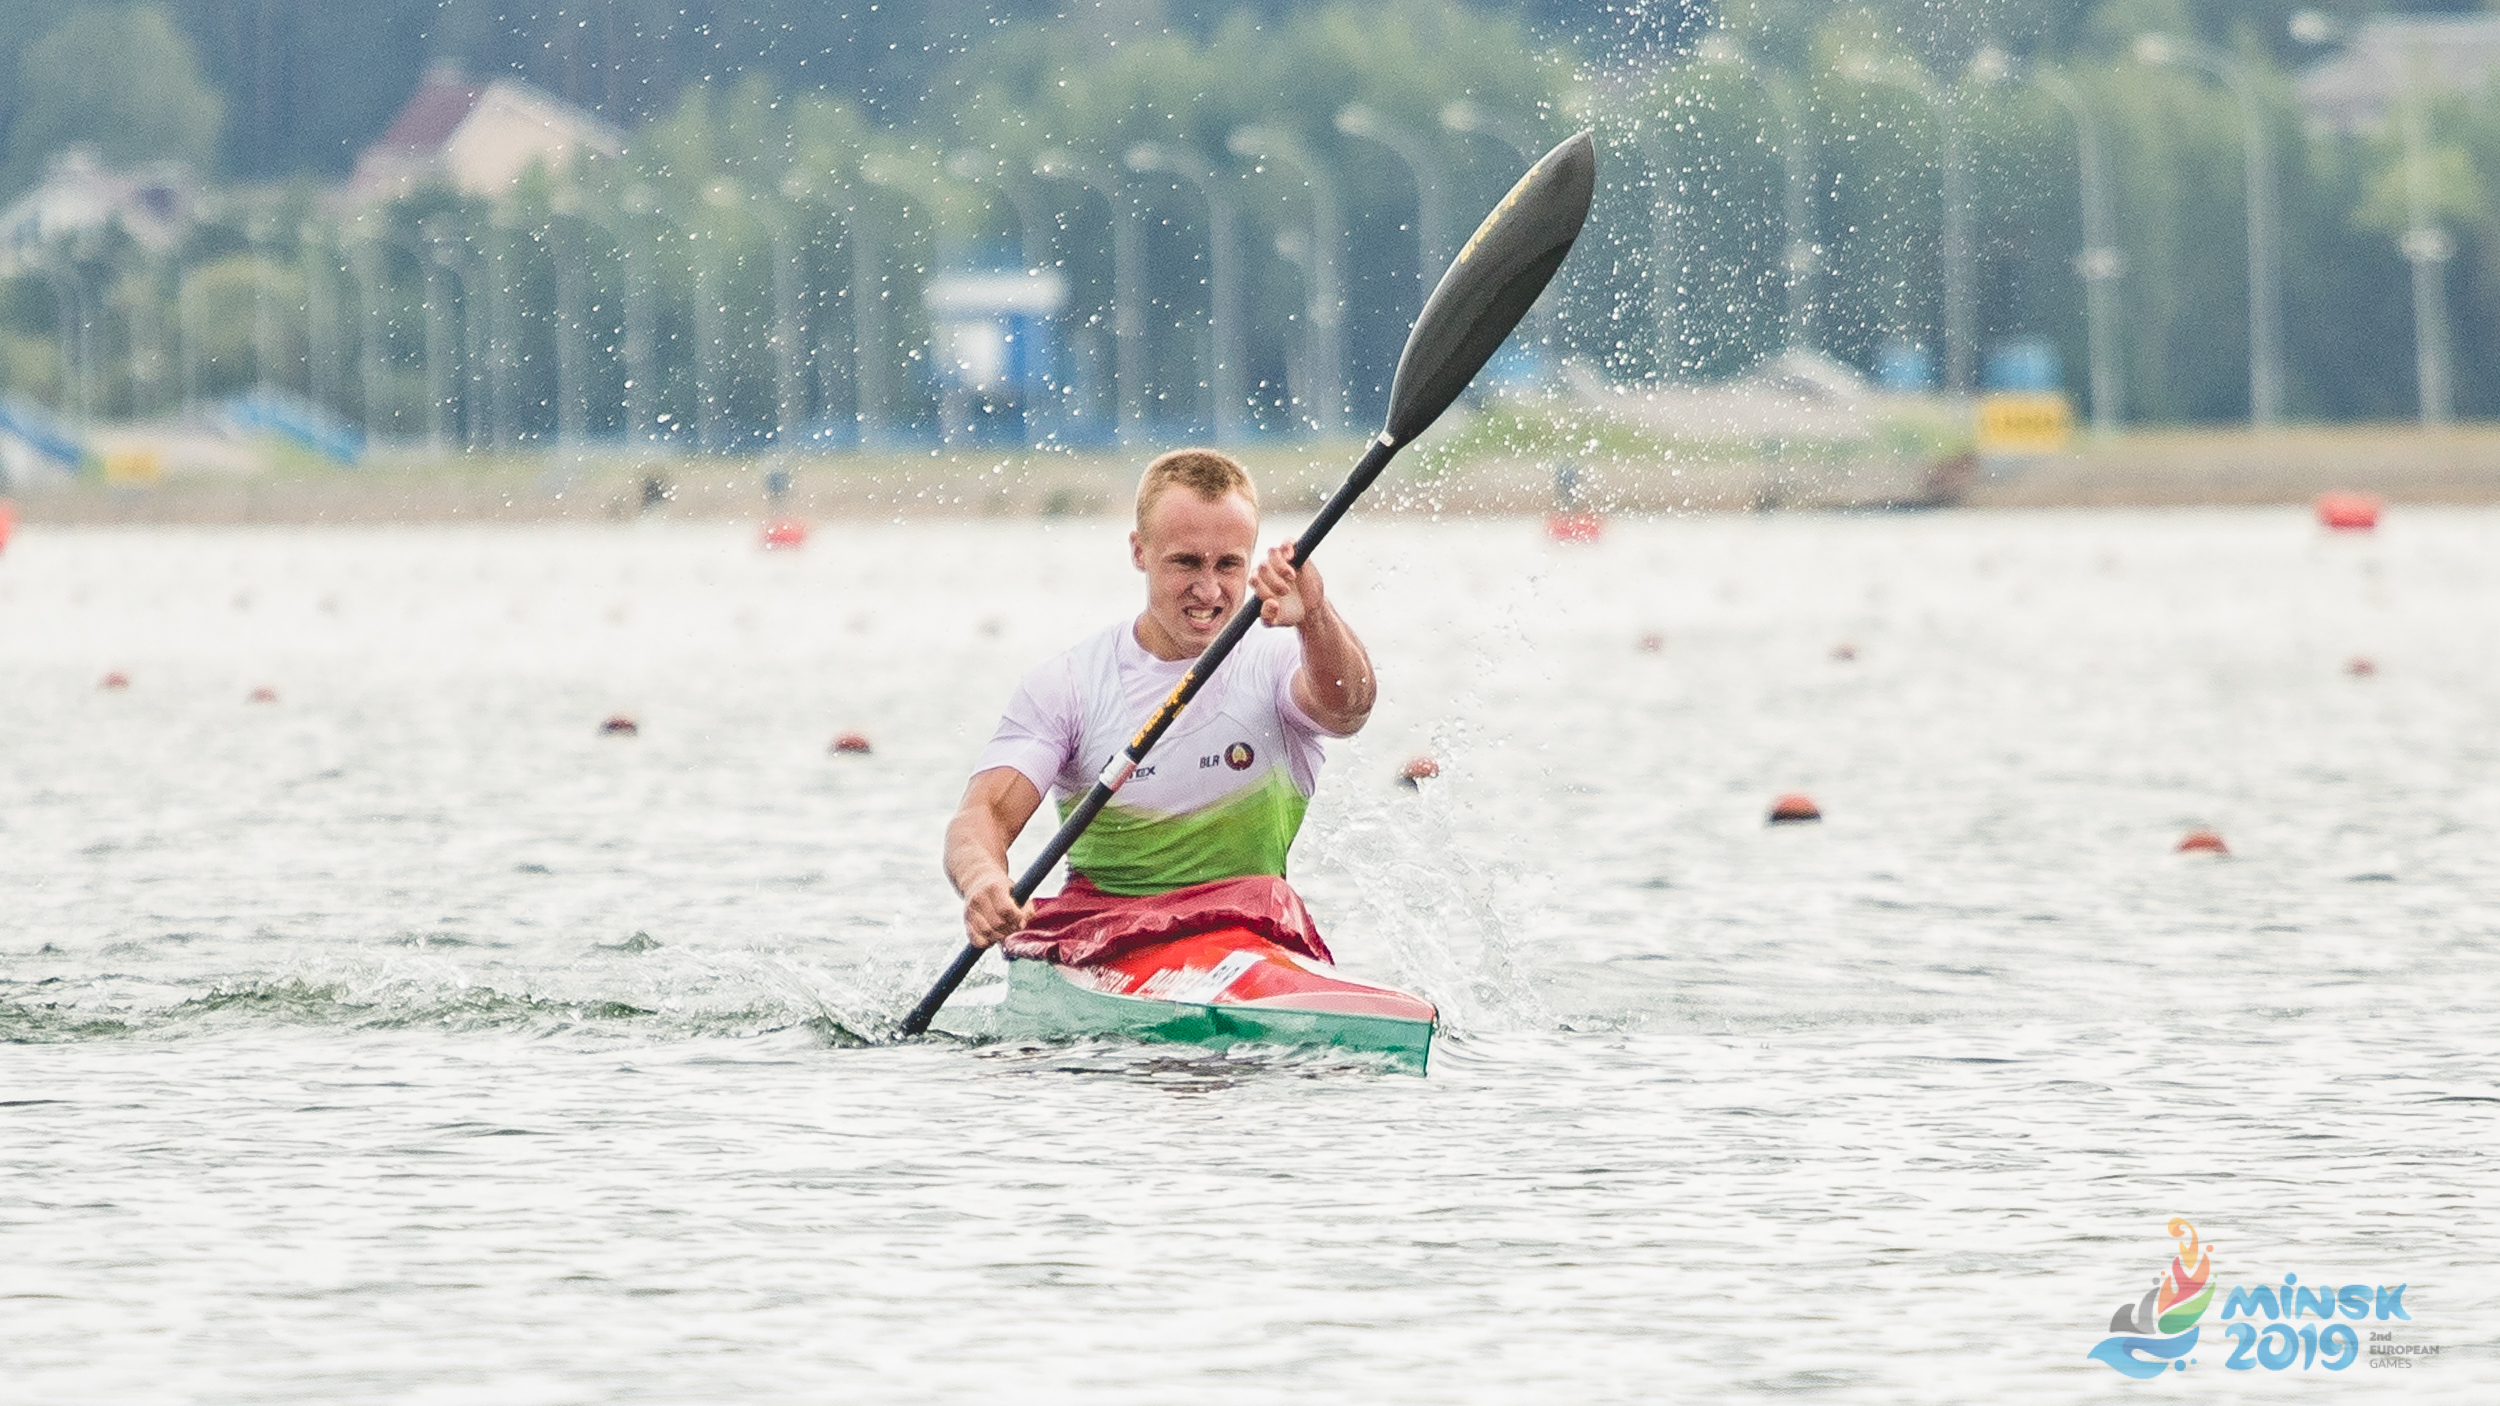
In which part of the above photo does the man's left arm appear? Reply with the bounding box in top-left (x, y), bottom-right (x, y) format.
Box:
top-left (1254, 543), bottom-right (1375, 735)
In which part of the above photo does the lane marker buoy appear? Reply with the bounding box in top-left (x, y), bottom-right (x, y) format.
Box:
top-left (2176, 829), bottom-right (2228, 855)
top-left (1637, 632), bottom-right (1663, 653)
top-left (1831, 643), bottom-right (1858, 662)
top-left (2345, 656), bottom-right (2377, 677)
top-left (831, 731), bottom-right (873, 755)
top-left (2315, 492), bottom-right (2382, 532)
top-left (1398, 755), bottom-right (1441, 788)
top-left (100, 671), bottom-right (129, 690)
top-left (247, 686), bottom-right (278, 704)
top-left (1545, 511), bottom-right (1603, 544)
top-left (762, 519), bottom-right (809, 550)
top-left (600, 715), bottom-right (639, 736)
top-left (1768, 793), bottom-right (1821, 824)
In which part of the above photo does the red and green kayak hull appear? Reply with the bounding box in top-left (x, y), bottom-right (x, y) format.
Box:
top-left (994, 927), bottom-right (1437, 1074)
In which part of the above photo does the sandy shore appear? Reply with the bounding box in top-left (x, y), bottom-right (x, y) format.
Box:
top-left (7, 422), bottom-right (2498, 524)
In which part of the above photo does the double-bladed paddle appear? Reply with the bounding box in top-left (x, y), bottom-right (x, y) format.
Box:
top-left (899, 129), bottom-right (1597, 1037)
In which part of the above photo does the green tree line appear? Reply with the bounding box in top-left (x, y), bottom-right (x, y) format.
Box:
top-left (2, 0), bottom-right (2498, 440)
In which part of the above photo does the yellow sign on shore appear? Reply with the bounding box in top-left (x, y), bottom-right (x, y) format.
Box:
top-left (1975, 392), bottom-right (2074, 455)
top-left (102, 449), bottom-right (162, 485)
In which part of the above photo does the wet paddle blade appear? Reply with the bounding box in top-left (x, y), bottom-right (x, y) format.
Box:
top-left (1384, 129), bottom-right (1596, 446)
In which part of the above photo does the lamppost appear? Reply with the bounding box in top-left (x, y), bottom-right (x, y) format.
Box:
top-left (522, 215), bottom-right (587, 448)
top-left (2136, 33), bottom-right (2284, 426)
top-left (1229, 125), bottom-right (1344, 435)
top-left (417, 216), bottom-right (469, 450)
top-left (2036, 70), bottom-right (2124, 433)
top-left (853, 158), bottom-right (925, 447)
top-left (947, 150), bottom-right (1059, 438)
top-left (2396, 89), bottom-right (2454, 426)
top-left (300, 222), bottom-right (337, 414)
top-left (1847, 54), bottom-right (1975, 398)
top-left (343, 220), bottom-right (395, 441)
top-left (41, 256), bottom-right (89, 427)
top-left (1335, 104), bottom-right (1448, 281)
top-left (779, 171), bottom-right (871, 449)
top-left (1697, 37), bottom-right (1818, 352)
top-left (247, 212), bottom-right (279, 393)
top-left (1035, 149), bottom-right (1146, 439)
top-left (1442, 101), bottom-right (1564, 366)
top-left (1127, 142), bottom-right (1245, 443)
top-left (2291, 10), bottom-right (2451, 426)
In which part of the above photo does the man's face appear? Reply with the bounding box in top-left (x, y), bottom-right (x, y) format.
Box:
top-left (1130, 489), bottom-right (1258, 656)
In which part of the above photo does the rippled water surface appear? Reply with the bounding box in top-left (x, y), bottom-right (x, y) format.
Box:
top-left (4, 509), bottom-right (2495, 1401)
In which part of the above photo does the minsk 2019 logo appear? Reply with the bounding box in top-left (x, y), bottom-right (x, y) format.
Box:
top-left (2089, 1219), bottom-right (2413, 1377)
top-left (2089, 1218), bottom-right (2215, 1378)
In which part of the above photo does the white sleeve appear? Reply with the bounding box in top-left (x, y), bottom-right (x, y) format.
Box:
top-left (973, 657), bottom-right (1081, 798)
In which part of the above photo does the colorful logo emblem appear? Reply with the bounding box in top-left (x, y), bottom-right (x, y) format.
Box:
top-left (2088, 1219), bottom-right (2215, 1378)
top-left (1224, 742), bottom-right (1255, 770)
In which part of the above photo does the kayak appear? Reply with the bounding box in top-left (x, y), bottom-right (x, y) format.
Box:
top-left (994, 926), bottom-right (1438, 1073)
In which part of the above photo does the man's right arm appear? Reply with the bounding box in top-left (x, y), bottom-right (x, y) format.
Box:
top-left (944, 766), bottom-right (1045, 948)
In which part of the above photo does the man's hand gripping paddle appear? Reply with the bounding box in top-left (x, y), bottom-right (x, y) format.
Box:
top-left (898, 130), bottom-right (1596, 1037)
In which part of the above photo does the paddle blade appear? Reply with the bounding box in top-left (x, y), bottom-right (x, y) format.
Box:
top-left (1383, 129), bottom-right (1596, 446)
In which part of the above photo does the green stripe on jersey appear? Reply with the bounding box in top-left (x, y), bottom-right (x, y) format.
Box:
top-left (1066, 769), bottom-right (1309, 896)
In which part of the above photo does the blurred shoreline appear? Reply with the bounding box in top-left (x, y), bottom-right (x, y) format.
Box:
top-left (9, 422), bottom-right (2500, 525)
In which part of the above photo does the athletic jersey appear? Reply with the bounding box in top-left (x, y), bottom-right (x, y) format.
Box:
top-left (974, 619), bottom-right (1342, 896)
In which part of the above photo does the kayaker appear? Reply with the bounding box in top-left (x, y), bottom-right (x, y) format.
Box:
top-left (945, 448), bottom-right (1375, 954)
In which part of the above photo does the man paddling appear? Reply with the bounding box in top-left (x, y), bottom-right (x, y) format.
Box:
top-left (946, 449), bottom-right (1374, 955)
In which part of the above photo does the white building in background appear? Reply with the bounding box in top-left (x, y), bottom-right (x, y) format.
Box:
top-left (0, 146), bottom-right (197, 276)
top-left (2297, 14), bottom-right (2500, 132)
top-left (348, 62), bottom-right (625, 202)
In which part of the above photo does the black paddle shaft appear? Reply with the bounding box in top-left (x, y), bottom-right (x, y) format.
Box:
top-left (896, 129), bottom-right (1597, 1039)
top-left (896, 435), bottom-right (1398, 1037)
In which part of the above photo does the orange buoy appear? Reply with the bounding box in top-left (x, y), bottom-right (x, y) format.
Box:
top-left (830, 731), bottom-right (873, 755)
top-left (2315, 492), bottom-right (2382, 532)
top-left (2176, 829), bottom-right (2229, 855)
top-left (600, 714), bottom-right (639, 736)
top-left (1545, 511), bottom-right (1604, 544)
top-left (1768, 793), bottom-right (1821, 824)
top-left (0, 498), bottom-right (15, 554)
top-left (1637, 632), bottom-right (1664, 653)
top-left (99, 671), bottom-right (130, 690)
top-left (2345, 656), bottom-right (2377, 677)
top-left (246, 686), bottom-right (278, 704)
top-left (761, 518), bottom-right (809, 550)
top-left (1830, 643), bottom-right (1858, 662)
top-left (1397, 755), bottom-right (1441, 787)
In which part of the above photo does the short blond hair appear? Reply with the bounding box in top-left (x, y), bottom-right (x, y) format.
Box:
top-left (1135, 448), bottom-right (1257, 535)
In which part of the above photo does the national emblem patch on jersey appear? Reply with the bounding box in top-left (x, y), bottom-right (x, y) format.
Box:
top-left (1224, 742), bottom-right (1255, 770)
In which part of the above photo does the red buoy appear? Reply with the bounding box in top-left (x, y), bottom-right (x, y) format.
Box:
top-left (1768, 793), bottom-right (1821, 824)
top-left (2176, 829), bottom-right (2229, 855)
top-left (0, 498), bottom-right (16, 554)
top-left (830, 731), bottom-right (873, 755)
top-left (99, 671), bottom-right (129, 690)
top-left (600, 715), bottom-right (639, 736)
top-left (1830, 643), bottom-right (1858, 662)
top-left (1637, 632), bottom-right (1664, 653)
top-left (2316, 492), bottom-right (2382, 532)
top-left (246, 686), bottom-right (278, 704)
top-left (1545, 511), bottom-right (1604, 544)
top-left (2345, 656), bottom-right (2377, 677)
top-left (1398, 755), bottom-right (1441, 787)
top-left (761, 518), bottom-right (809, 550)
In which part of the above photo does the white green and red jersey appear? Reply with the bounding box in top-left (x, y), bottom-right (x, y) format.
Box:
top-left (974, 619), bottom-right (1343, 896)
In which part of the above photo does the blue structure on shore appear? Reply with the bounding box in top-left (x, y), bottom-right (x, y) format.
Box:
top-left (924, 264), bottom-right (1067, 446)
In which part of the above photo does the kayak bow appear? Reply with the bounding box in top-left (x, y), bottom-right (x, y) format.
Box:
top-left (991, 928), bottom-right (1437, 1073)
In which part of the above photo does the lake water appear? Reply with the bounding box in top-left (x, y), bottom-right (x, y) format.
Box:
top-left (3, 508), bottom-right (2494, 1401)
